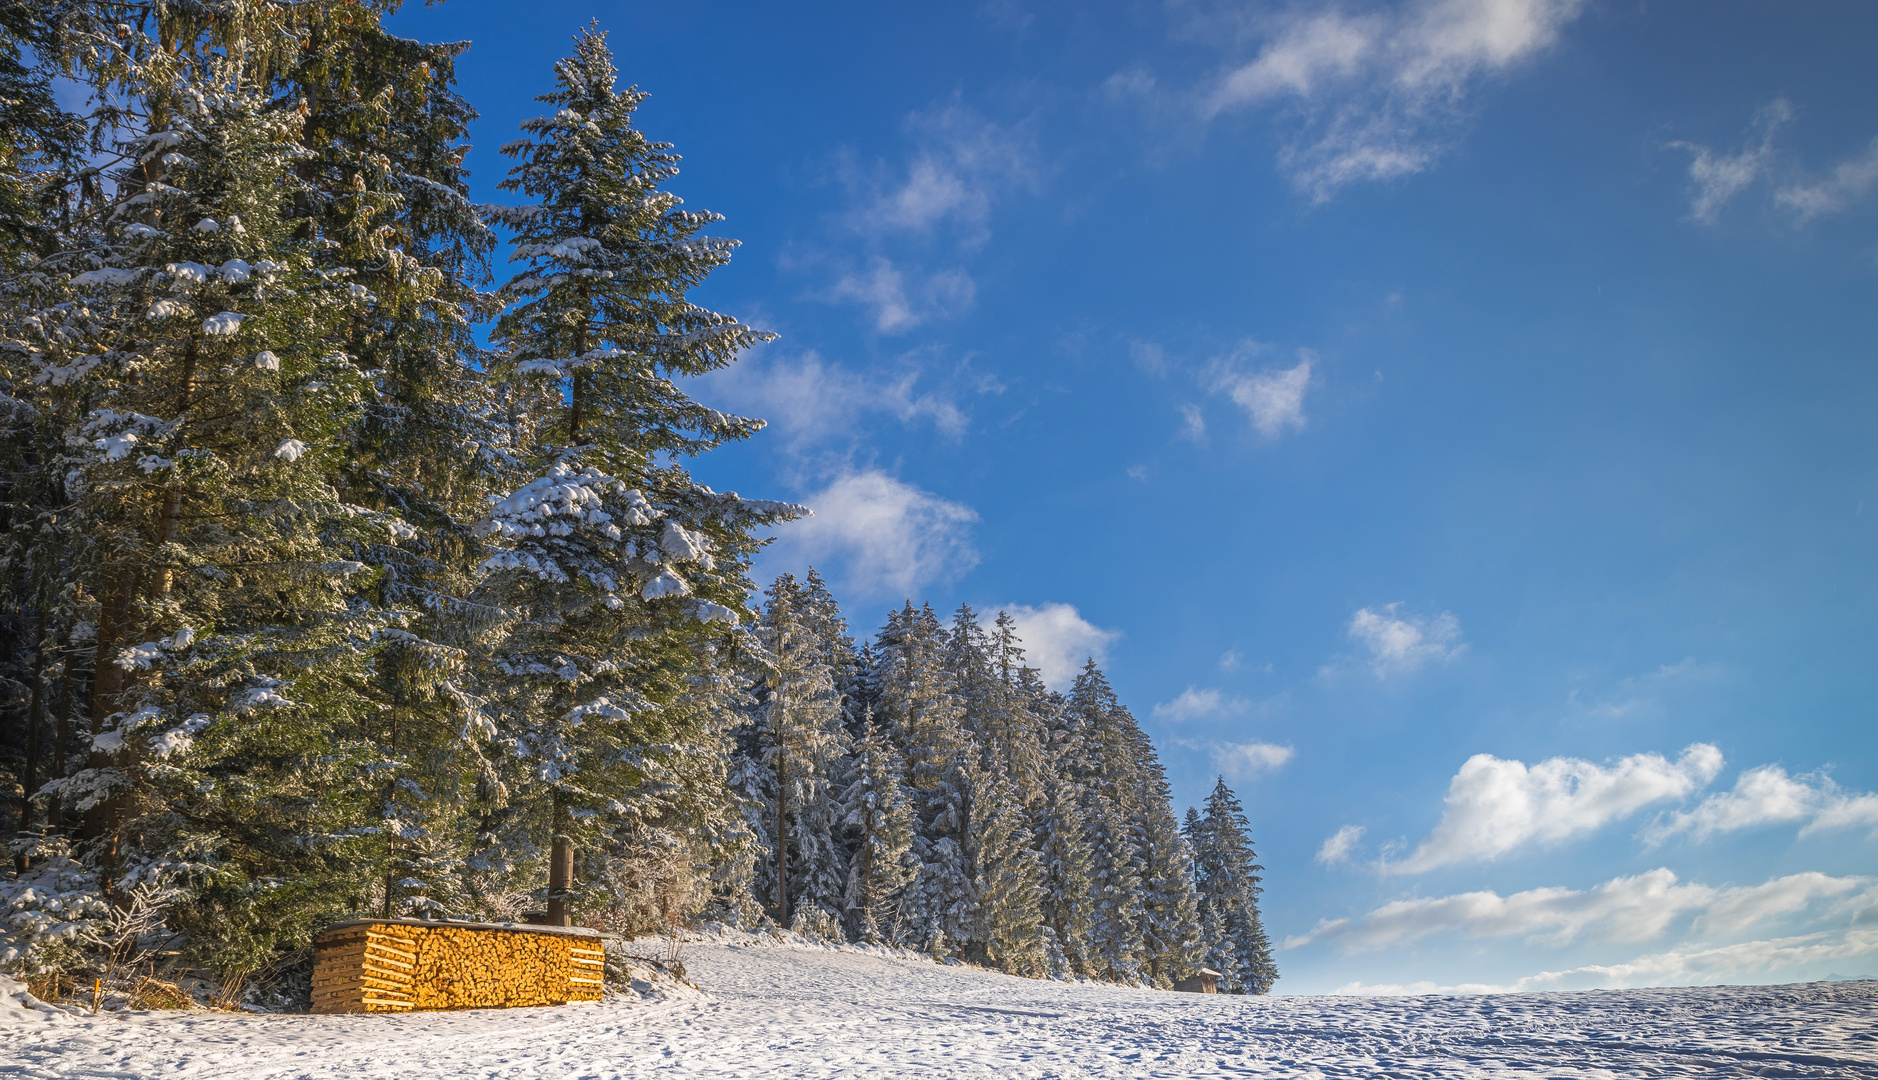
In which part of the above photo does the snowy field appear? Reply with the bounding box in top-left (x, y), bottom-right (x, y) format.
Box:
top-left (4, 937), bottom-right (1875, 1078)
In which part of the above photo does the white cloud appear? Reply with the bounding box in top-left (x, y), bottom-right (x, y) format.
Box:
top-left (1386, 743), bottom-right (1724, 874)
top-left (1151, 686), bottom-right (1249, 724)
top-left (1332, 921), bottom-right (1878, 993)
top-left (1208, 348), bottom-right (1315, 437)
top-left (830, 258), bottom-right (975, 333)
top-left (1291, 868), bottom-right (1876, 958)
top-left (1218, 648), bottom-right (1241, 672)
top-left (1177, 403), bottom-right (1208, 443)
top-left (1510, 925), bottom-right (1878, 993)
top-left (1317, 824), bottom-right (1366, 866)
top-left (1290, 868), bottom-right (1718, 953)
top-left (1104, 67), bottom-right (1157, 100)
top-left (1129, 339), bottom-right (1168, 376)
top-left (1776, 136), bottom-right (1878, 221)
top-left (851, 104), bottom-right (1033, 241)
top-left (1643, 765), bottom-right (1878, 846)
top-left (695, 349), bottom-right (969, 448)
top-left (1205, 0), bottom-right (1585, 200)
top-left (989, 602), bottom-right (1120, 692)
top-left (1670, 98), bottom-right (1792, 224)
top-left (1699, 871), bottom-right (1872, 935)
top-left (1808, 793), bottom-right (1878, 838)
top-left (770, 470), bottom-right (978, 598)
top-left (1194, 739), bottom-right (1296, 781)
top-left (1347, 603), bottom-right (1464, 677)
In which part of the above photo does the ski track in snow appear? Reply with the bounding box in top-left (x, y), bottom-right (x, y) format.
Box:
top-left (4, 942), bottom-right (1875, 1078)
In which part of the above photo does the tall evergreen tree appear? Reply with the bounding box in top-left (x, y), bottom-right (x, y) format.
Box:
top-left (838, 708), bottom-right (913, 943)
top-left (1188, 776), bottom-right (1278, 994)
top-left (22, 53), bottom-right (406, 970)
top-left (745, 574), bottom-right (848, 926)
top-left (472, 27), bottom-right (798, 925)
top-left (872, 602), bottom-right (975, 953)
top-left (968, 752), bottom-right (1045, 975)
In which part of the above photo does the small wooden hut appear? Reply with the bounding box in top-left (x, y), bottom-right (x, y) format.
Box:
top-left (310, 918), bottom-right (610, 1014)
top-left (1173, 968), bottom-right (1221, 994)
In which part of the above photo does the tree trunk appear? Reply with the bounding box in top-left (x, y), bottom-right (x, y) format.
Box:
top-left (81, 568), bottom-right (132, 882)
top-left (776, 745), bottom-right (789, 927)
top-left (47, 634), bottom-right (76, 832)
top-left (14, 610), bottom-right (47, 872)
top-left (546, 794), bottom-right (574, 927)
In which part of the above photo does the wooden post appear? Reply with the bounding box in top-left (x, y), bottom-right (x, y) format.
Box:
top-left (546, 795), bottom-right (573, 927)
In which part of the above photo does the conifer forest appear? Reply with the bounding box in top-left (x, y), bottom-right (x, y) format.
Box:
top-left (0, 1), bottom-right (1275, 1001)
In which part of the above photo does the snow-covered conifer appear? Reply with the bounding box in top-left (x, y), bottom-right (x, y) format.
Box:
top-left (872, 602), bottom-right (976, 953)
top-left (838, 709), bottom-right (914, 942)
top-left (1189, 776), bottom-right (1278, 994)
top-left (968, 754), bottom-right (1045, 975)
top-left (746, 575), bottom-right (849, 926)
top-left (470, 28), bottom-right (800, 925)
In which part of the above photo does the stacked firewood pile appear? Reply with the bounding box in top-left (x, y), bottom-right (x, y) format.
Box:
top-left (310, 920), bottom-right (608, 1014)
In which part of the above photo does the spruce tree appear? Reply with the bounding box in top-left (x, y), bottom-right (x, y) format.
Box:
top-left (21, 52), bottom-right (404, 969)
top-left (747, 574), bottom-right (848, 927)
top-left (1189, 776), bottom-right (1278, 994)
top-left (872, 602), bottom-right (975, 953)
top-left (472, 26), bottom-right (798, 926)
top-left (968, 753), bottom-right (1045, 974)
top-left (838, 709), bottom-right (914, 942)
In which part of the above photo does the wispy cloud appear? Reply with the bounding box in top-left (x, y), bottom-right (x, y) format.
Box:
top-left (767, 470), bottom-right (979, 599)
top-left (1330, 918), bottom-right (1878, 995)
top-left (1385, 743), bottom-right (1723, 874)
top-left (829, 258), bottom-right (975, 333)
top-left (1643, 765), bottom-right (1878, 846)
top-left (1208, 345), bottom-right (1315, 437)
top-left (847, 103), bottom-right (1035, 244)
top-left (694, 349), bottom-right (972, 449)
top-left (1776, 136), bottom-right (1878, 222)
top-left (1177, 403), bottom-right (1208, 443)
top-left (1347, 603), bottom-right (1464, 677)
top-left (1317, 824), bottom-right (1366, 866)
top-left (1182, 738), bottom-right (1296, 780)
top-left (818, 102), bottom-right (1035, 334)
top-left (1290, 868), bottom-right (1875, 955)
top-left (1669, 98), bottom-right (1792, 224)
top-left (1151, 686), bottom-right (1251, 723)
top-left (1203, 0), bottom-right (1586, 200)
top-left (987, 602), bottom-right (1121, 692)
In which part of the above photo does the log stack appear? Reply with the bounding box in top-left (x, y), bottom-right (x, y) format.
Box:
top-left (311, 919), bottom-right (610, 1014)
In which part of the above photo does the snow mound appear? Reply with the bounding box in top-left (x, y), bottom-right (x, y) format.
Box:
top-left (0, 972), bottom-right (69, 1027)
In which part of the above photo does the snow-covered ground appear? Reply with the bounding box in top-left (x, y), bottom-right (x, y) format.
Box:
top-left (3, 935), bottom-right (1874, 1078)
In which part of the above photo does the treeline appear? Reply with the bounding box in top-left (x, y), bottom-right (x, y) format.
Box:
top-left (731, 577), bottom-right (1275, 990)
top-left (0, 0), bottom-right (1273, 998)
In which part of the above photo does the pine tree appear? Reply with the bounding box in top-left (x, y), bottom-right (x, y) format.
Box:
top-left (463, 26), bottom-right (799, 926)
top-left (284, 4), bottom-right (509, 920)
top-left (747, 574), bottom-right (848, 927)
top-left (968, 753), bottom-right (1045, 974)
top-left (20, 43), bottom-right (409, 968)
top-left (838, 709), bottom-right (914, 942)
top-left (1134, 760), bottom-right (1203, 988)
top-left (1189, 777), bottom-right (1278, 994)
top-left (0, 2), bottom-right (82, 259)
top-left (872, 602), bottom-right (975, 953)
top-left (949, 606), bottom-right (1046, 808)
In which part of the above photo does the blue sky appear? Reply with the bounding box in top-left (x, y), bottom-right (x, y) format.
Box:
top-left (389, 0), bottom-right (1878, 994)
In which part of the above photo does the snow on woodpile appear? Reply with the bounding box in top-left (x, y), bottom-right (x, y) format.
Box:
top-left (311, 919), bottom-right (607, 1014)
